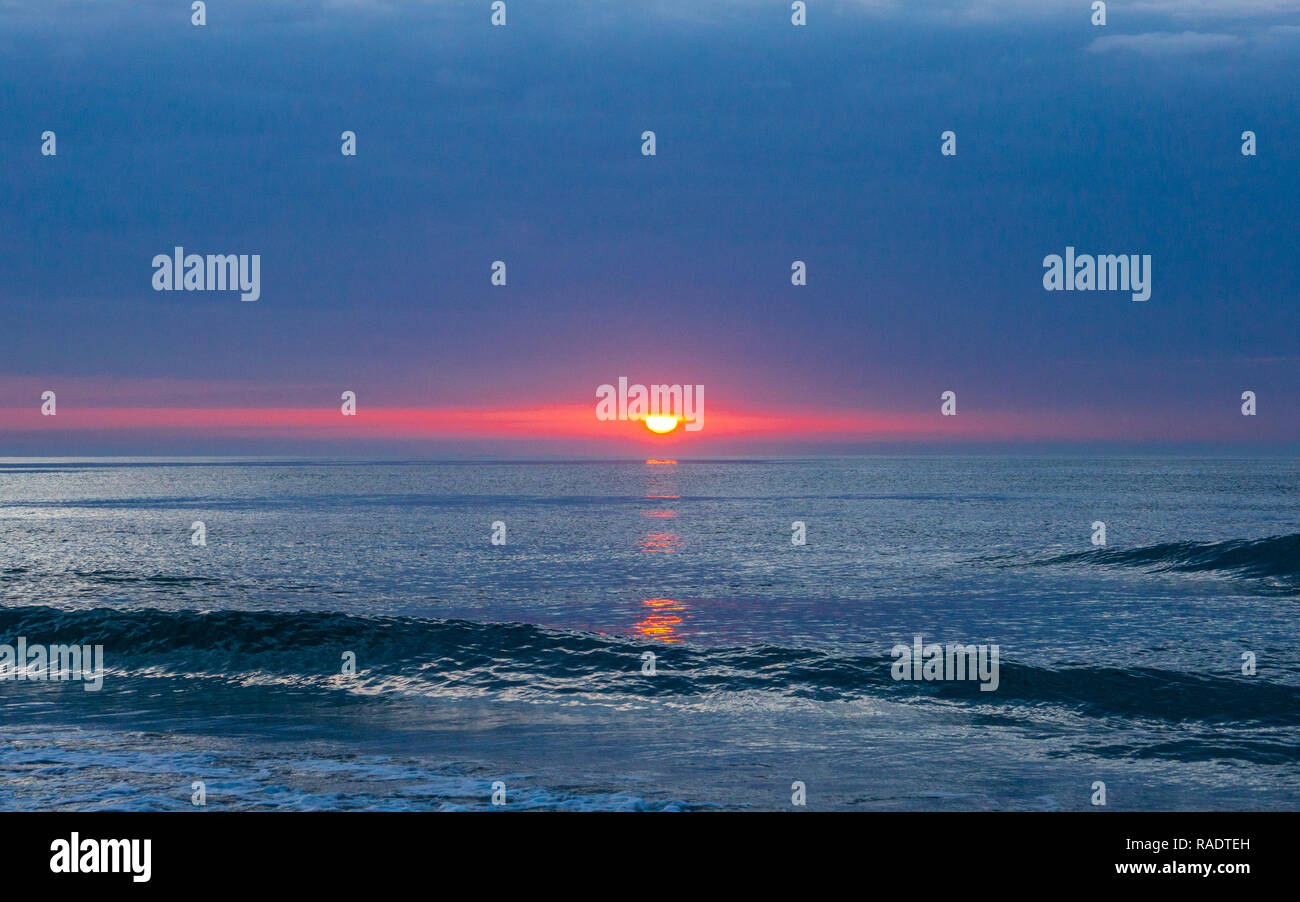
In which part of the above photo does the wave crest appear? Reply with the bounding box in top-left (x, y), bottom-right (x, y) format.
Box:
top-left (1041, 532), bottom-right (1300, 586)
top-left (1, 606), bottom-right (1296, 727)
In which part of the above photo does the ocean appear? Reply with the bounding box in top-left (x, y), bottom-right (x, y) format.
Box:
top-left (1, 457), bottom-right (1297, 810)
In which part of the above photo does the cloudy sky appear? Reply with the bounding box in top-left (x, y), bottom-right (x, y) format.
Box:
top-left (1, 0), bottom-right (1297, 455)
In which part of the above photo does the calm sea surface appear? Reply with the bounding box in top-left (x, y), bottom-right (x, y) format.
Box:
top-left (1, 457), bottom-right (1297, 810)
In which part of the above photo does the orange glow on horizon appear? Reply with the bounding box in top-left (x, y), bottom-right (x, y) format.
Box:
top-left (0, 400), bottom-right (1211, 444)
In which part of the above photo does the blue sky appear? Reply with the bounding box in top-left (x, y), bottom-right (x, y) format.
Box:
top-left (1, 0), bottom-right (1298, 454)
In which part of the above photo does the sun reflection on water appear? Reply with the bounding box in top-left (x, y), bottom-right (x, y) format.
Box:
top-left (635, 598), bottom-right (686, 643)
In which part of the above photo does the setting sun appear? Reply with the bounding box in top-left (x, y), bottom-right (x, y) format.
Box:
top-left (644, 414), bottom-right (680, 434)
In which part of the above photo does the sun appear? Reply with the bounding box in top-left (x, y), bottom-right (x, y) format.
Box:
top-left (644, 414), bottom-right (680, 434)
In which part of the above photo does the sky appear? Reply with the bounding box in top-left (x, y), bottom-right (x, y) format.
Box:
top-left (1, 0), bottom-right (1298, 456)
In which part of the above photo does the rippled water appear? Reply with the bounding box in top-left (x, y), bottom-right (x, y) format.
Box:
top-left (1, 457), bottom-right (1297, 810)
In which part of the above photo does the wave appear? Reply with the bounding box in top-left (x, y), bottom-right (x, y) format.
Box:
top-left (1, 605), bottom-right (1297, 727)
top-left (1037, 532), bottom-right (1300, 587)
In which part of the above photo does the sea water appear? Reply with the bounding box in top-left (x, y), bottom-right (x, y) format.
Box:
top-left (1, 457), bottom-right (1296, 810)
